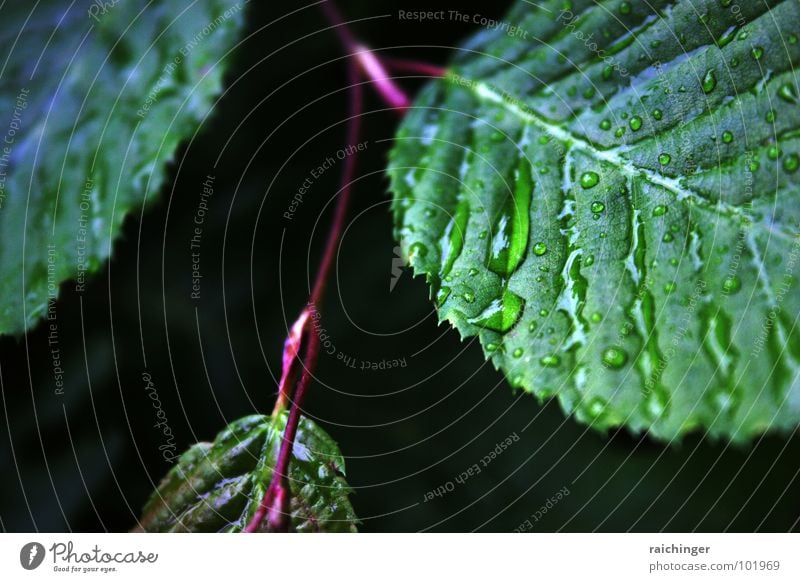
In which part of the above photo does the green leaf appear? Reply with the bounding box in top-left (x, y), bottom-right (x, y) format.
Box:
top-left (137, 412), bottom-right (358, 532)
top-left (0, 0), bottom-right (244, 335)
top-left (389, 0), bottom-right (800, 441)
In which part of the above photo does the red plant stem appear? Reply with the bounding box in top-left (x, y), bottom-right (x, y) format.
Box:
top-left (245, 53), bottom-right (363, 536)
top-left (247, 0), bottom-right (445, 533)
top-left (382, 56), bottom-right (448, 78)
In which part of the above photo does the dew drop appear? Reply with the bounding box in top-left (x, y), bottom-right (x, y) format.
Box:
top-left (783, 153), bottom-right (799, 173)
top-left (539, 355), bottom-right (561, 367)
top-left (584, 254), bottom-right (595, 267)
top-left (512, 347), bottom-right (524, 358)
top-left (652, 108), bottom-right (663, 120)
top-left (658, 153), bottom-right (671, 166)
top-left (614, 127), bottom-right (626, 138)
top-left (652, 205), bottom-right (667, 217)
top-left (409, 242), bottom-right (428, 259)
top-left (485, 342), bottom-right (498, 353)
top-left (590, 312), bottom-right (602, 323)
top-left (437, 286), bottom-right (451, 307)
top-left (468, 268), bottom-right (479, 277)
top-left (580, 171), bottom-right (600, 189)
top-left (539, 309), bottom-right (549, 317)
top-left (663, 282), bottom-right (677, 293)
top-left (533, 242), bottom-right (548, 256)
top-left (662, 232), bottom-right (674, 242)
top-left (765, 109), bottom-right (776, 123)
top-left (528, 321), bottom-right (537, 332)
top-left (463, 291), bottom-right (475, 303)
top-left (751, 46), bottom-right (764, 60)
top-left (629, 115), bottom-right (642, 131)
top-left (722, 276), bottom-right (741, 294)
top-left (619, 1), bottom-right (632, 14)
top-left (602, 346), bottom-right (627, 368)
top-left (701, 69), bottom-right (717, 93)
top-left (585, 396), bottom-right (608, 419)
top-left (599, 119), bottom-right (612, 131)
top-left (768, 145), bottom-right (781, 160)
top-left (590, 201), bottom-right (605, 213)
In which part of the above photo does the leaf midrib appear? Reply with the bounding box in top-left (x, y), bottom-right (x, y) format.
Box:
top-left (460, 78), bottom-right (795, 243)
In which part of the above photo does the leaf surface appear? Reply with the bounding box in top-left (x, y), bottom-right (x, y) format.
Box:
top-left (389, 0), bottom-right (800, 440)
top-left (0, 0), bottom-right (244, 334)
top-left (137, 412), bottom-right (358, 532)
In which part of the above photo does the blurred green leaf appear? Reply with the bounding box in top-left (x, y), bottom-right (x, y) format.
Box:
top-left (0, 0), bottom-right (244, 334)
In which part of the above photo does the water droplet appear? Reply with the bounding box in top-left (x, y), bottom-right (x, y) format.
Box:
top-left (629, 115), bottom-right (642, 131)
top-left (662, 232), bottom-right (674, 242)
top-left (584, 254), bottom-right (595, 267)
top-left (585, 396), bottom-right (608, 419)
top-left (619, 1), bottom-right (632, 14)
top-left (528, 321), bottom-right (537, 332)
top-left (748, 160), bottom-right (760, 172)
top-left (468, 268), bottom-right (479, 277)
top-left (539, 309), bottom-right (549, 317)
top-left (658, 153), bottom-right (671, 165)
top-left (765, 109), bottom-right (776, 123)
top-left (652, 205), bottom-right (667, 217)
top-left (730, 56), bottom-right (739, 68)
top-left (512, 347), bottom-right (524, 358)
top-left (590, 201), bottom-right (605, 213)
top-left (478, 230), bottom-right (488, 240)
top-left (701, 69), bottom-right (717, 93)
top-left (652, 109), bottom-right (663, 120)
top-left (663, 282), bottom-right (677, 293)
top-left (783, 153), bottom-right (799, 173)
top-left (790, 34), bottom-right (798, 45)
top-left (722, 276), bottom-right (741, 294)
top-left (590, 312), bottom-right (602, 323)
top-left (722, 130), bottom-right (733, 143)
top-left (751, 46), bottom-right (764, 60)
top-left (614, 127), bottom-right (626, 138)
top-left (580, 171), bottom-right (600, 189)
top-left (602, 346), bottom-right (627, 368)
top-left (463, 291), bottom-right (475, 303)
top-left (645, 387), bottom-right (670, 419)
top-left (602, 65), bottom-right (614, 80)
top-left (599, 119), bottom-right (611, 131)
top-left (583, 87), bottom-right (596, 99)
top-left (485, 342), bottom-right (499, 353)
top-left (437, 286), bottom-right (451, 307)
top-left (409, 242), bottom-right (428, 260)
top-left (768, 145), bottom-right (781, 160)
top-left (539, 355), bottom-right (560, 367)
top-left (778, 83), bottom-right (797, 103)
top-left (467, 289), bottom-right (525, 332)
top-left (533, 242), bottom-right (548, 256)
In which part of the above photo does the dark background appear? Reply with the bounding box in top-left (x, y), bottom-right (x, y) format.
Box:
top-left (1, 0), bottom-right (799, 533)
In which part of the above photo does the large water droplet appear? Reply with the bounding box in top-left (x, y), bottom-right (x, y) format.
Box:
top-left (783, 153), bottom-right (799, 173)
top-left (629, 116), bottom-right (642, 131)
top-left (539, 354), bottom-right (561, 367)
top-left (602, 346), bottom-right (627, 368)
top-left (701, 69), bottom-right (717, 93)
top-left (533, 242), bottom-right (548, 256)
top-left (658, 153), bottom-right (672, 166)
top-left (580, 171), bottom-right (600, 189)
top-left (466, 289), bottom-right (525, 333)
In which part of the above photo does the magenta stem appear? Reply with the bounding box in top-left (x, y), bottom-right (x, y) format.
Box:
top-left (245, 53), bottom-right (363, 535)
top-left (382, 56), bottom-right (448, 78)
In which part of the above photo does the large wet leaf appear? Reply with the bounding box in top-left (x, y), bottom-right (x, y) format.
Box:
top-left (389, 0), bottom-right (800, 441)
top-left (0, 0), bottom-right (244, 334)
top-left (136, 412), bottom-right (358, 532)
